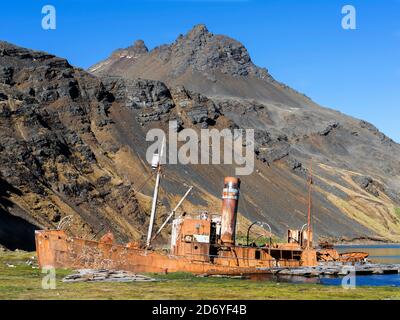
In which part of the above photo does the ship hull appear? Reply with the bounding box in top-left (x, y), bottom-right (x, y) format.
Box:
top-left (35, 230), bottom-right (289, 275)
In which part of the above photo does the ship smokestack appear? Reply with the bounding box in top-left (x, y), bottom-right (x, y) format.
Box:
top-left (221, 177), bottom-right (241, 245)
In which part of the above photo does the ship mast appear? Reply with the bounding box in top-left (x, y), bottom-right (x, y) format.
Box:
top-left (307, 159), bottom-right (313, 248)
top-left (146, 138), bottom-right (165, 248)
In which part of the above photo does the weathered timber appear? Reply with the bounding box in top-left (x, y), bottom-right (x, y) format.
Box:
top-left (62, 269), bottom-right (157, 283)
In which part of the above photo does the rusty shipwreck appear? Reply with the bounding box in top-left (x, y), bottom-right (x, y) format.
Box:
top-left (35, 150), bottom-right (368, 275)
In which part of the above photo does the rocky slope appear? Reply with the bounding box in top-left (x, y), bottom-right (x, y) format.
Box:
top-left (89, 25), bottom-right (400, 242)
top-left (0, 42), bottom-right (152, 249)
top-left (1, 25), bottom-right (400, 250)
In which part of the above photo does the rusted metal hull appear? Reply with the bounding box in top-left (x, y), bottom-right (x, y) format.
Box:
top-left (36, 230), bottom-right (296, 275)
top-left (317, 249), bottom-right (369, 262)
top-left (338, 252), bottom-right (369, 262)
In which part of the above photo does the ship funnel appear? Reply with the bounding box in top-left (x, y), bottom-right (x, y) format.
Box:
top-left (221, 177), bottom-right (241, 245)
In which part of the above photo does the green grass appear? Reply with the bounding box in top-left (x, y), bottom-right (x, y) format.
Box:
top-left (0, 251), bottom-right (399, 300)
top-left (395, 208), bottom-right (400, 218)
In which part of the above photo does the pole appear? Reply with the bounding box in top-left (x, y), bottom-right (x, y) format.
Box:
top-left (146, 138), bottom-right (165, 247)
top-left (307, 159), bottom-right (313, 248)
top-left (152, 186), bottom-right (193, 241)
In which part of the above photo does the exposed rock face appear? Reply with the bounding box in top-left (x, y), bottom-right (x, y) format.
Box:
top-left (0, 41), bottom-right (150, 248)
top-left (102, 77), bottom-right (174, 125)
top-left (169, 86), bottom-right (220, 128)
top-left (352, 175), bottom-right (400, 204)
top-left (166, 24), bottom-right (270, 79)
top-left (1, 24), bottom-right (400, 250)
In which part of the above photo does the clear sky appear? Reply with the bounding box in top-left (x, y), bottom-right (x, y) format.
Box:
top-left (1, 0), bottom-right (399, 141)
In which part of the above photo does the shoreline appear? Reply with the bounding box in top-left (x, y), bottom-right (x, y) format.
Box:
top-left (323, 237), bottom-right (400, 246)
top-left (333, 242), bottom-right (400, 247)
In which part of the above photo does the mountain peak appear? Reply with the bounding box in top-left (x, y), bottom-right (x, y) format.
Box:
top-left (186, 24), bottom-right (210, 39)
top-left (89, 25), bottom-right (273, 89)
top-left (107, 39), bottom-right (148, 61)
top-left (131, 40), bottom-right (148, 54)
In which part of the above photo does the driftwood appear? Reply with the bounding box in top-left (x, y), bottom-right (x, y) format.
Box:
top-left (62, 269), bottom-right (157, 283)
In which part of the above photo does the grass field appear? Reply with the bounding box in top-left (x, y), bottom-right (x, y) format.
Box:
top-left (0, 251), bottom-right (399, 300)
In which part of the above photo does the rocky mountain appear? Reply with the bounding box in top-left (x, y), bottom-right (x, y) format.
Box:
top-left (88, 25), bottom-right (400, 242)
top-left (1, 25), bottom-right (400, 250)
top-left (89, 24), bottom-right (301, 103)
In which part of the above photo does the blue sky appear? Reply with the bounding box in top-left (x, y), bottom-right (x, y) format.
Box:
top-left (1, 0), bottom-right (399, 141)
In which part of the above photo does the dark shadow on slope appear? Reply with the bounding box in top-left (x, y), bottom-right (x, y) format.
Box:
top-left (0, 178), bottom-right (39, 251)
